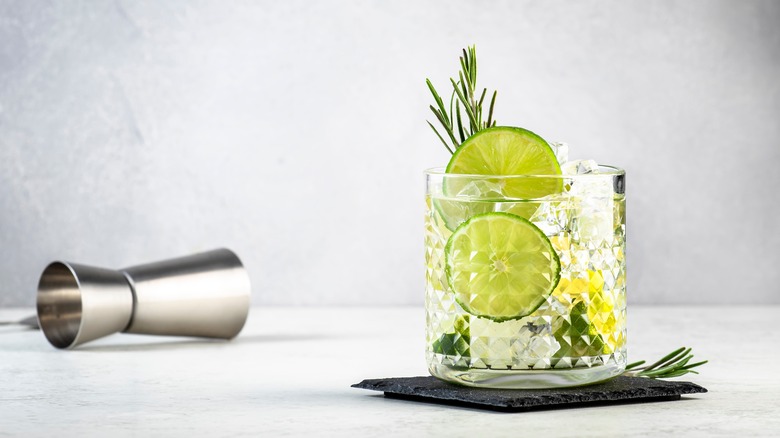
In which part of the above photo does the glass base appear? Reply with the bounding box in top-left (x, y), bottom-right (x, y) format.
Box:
top-left (429, 362), bottom-right (625, 389)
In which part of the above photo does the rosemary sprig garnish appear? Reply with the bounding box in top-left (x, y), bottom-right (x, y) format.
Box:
top-left (426, 45), bottom-right (498, 154)
top-left (623, 347), bottom-right (708, 379)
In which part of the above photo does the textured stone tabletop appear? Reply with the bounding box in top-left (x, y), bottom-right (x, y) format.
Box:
top-left (1, 306), bottom-right (779, 436)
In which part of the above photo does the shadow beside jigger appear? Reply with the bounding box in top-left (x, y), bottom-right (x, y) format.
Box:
top-left (36, 248), bottom-right (251, 349)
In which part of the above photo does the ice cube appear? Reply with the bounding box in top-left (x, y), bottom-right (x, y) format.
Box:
top-left (549, 141), bottom-right (569, 165)
top-left (470, 317), bottom-right (526, 369)
top-left (566, 165), bottom-right (614, 245)
top-left (510, 298), bottom-right (566, 367)
top-left (510, 323), bottom-right (561, 366)
top-left (562, 159), bottom-right (599, 175)
top-left (529, 198), bottom-right (568, 236)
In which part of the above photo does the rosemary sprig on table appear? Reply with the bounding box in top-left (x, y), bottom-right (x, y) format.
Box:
top-left (426, 45), bottom-right (498, 154)
top-left (623, 347), bottom-right (708, 379)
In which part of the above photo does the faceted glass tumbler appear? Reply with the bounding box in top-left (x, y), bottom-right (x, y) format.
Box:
top-left (424, 166), bottom-right (627, 388)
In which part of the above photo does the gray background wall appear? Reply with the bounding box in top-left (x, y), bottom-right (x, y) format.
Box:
top-left (1, 0), bottom-right (778, 307)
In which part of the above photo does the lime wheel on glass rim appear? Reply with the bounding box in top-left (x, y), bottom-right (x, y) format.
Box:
top-left (435, 126), bottom-right (564, 230)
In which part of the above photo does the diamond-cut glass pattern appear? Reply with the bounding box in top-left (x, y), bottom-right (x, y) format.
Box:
top-left (425, 190), bottom-right (626, 373)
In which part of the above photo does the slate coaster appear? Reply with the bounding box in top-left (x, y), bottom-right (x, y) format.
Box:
top-left (352, 376), bottom-right (707, 412)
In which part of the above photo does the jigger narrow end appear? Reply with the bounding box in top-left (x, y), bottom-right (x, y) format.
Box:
top-left (37, 262), bottom-right (83, 349)
top-left (37, 262), bottom-right (134, 349)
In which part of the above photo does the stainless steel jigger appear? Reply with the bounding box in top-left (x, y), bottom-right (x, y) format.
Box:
top-left (36, 248), bottom-right (251, 349)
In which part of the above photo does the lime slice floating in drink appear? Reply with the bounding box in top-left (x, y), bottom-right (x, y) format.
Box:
top-left (436, 126), bottom-right (564, 229)
top-left (445, 212), bottom-right (561, 321)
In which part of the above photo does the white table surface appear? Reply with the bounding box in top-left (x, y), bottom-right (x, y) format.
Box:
top-left (1, 306), bottom-right (779, 437)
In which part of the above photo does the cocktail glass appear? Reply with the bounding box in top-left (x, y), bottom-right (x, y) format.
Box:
top-left (425, 166), bottom-right (626, 388)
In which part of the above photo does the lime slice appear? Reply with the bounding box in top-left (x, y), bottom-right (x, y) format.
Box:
top-left (445, 212), bottom-right (561, 321)
top-left (436, 127), bottom-right (562, 229)
top-left (445, 126), bottom-right (563, 200)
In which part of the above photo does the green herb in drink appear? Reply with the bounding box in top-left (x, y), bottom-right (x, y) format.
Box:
top-left (426, 45), bottom-right (498, 153)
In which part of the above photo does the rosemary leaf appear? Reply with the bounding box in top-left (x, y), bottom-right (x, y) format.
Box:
top-left (425, 45), bottom-right (499, 151)
top-left (487, 90), bottom-right (497, 128)
top-left (624, 347), bottom-right (707, 380)
top-left (430, 106), bottom-right (459, 147)
top-left (458, 73), bottom-right (469, 106)
top-left (460, 50), bottom-right (469, 83)
top-left (640, 357), bottom-right (692, 377)
top-left (448, 90), bottom-right (456, 131)
top-left (681, 360), bottom-right (709, 370)
top-left (469, 46), bottom-right (477, 86)
top-left (624, 360), bottom-right (646, 370)
top-left (451, 77), bottom-right (477, 132)
top-left (427, 121), bottom-right (454, 154)
top-left (455, 100), bottom-right (465, 143)
top-left (425, 79), bottom-right (449, 125)
top-left (477, 88), bottom-right (486, 128)
top-left (653, 348), bottom-right (692, 371)
top-left (659, 369), bottom-right (691, 379)
top-left (643, 347), bottom-right (687, 372)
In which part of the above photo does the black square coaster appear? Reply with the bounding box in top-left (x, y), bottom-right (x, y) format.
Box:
top-left (352, 376), bottom-right (707, 412)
